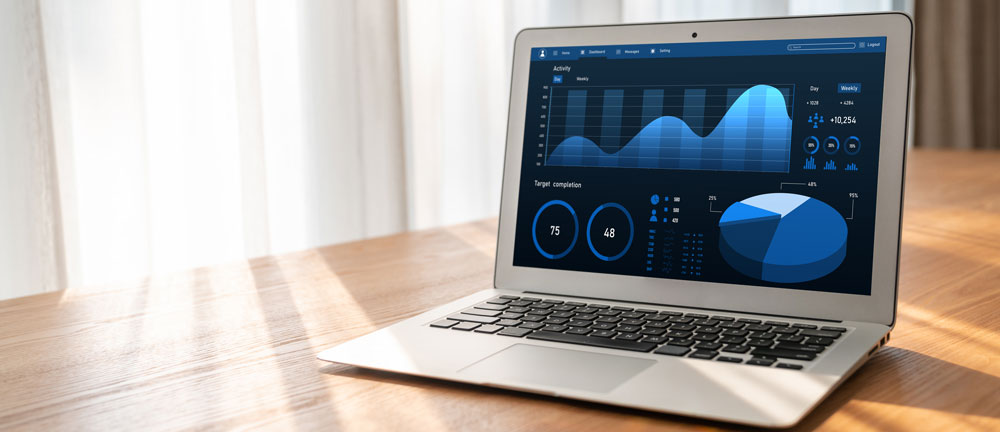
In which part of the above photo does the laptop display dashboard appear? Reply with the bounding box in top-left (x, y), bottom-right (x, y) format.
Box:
top-left (513, 37), bottom-right (887, 296)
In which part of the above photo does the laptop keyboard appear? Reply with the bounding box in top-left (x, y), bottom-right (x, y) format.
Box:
top-left (430, 295), bottom-right (849, 370)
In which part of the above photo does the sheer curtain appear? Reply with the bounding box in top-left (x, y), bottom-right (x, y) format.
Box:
top-left (1, 0), bottom-right (899, 299)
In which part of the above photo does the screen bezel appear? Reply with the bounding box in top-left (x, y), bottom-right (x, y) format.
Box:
top-left (495, 13), bottom-right (912, 326)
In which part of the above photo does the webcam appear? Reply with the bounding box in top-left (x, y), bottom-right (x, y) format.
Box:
top-left (692, 32), bottom-right (698, 38)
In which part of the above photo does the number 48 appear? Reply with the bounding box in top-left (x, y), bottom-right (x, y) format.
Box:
top-left (604, 227), bottom-right (615, 238)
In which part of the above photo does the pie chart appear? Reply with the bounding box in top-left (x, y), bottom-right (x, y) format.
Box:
top-left (718, 193), bottom-right (847, 283)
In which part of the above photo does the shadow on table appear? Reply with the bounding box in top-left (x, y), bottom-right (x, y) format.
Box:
top-left (320, 345), bottom-right (998, 431)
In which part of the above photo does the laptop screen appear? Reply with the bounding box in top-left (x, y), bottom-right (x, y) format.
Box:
top-left (514, 37), bottom-right (887, 296)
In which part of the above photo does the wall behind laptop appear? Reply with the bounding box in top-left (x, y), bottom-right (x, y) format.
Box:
top-left (0, 0), bottom-right (902, 299)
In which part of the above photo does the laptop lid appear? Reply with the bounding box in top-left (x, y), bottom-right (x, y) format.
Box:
top-left (495, 13), bottom-right (912, 326)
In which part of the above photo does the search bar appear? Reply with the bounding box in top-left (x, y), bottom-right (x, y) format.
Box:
top-left (787, 42), bottom-right (857, 51)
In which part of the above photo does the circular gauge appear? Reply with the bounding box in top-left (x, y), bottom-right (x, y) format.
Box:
top-left (586, 203), bottom-right (634, 261)
top-left (803, 136), bottom-right (820, 154)
top-left (823, 136), bottom-right (840, 155)
top-left (844, 136), bottom-right (860, 155)
top-left (532, 200), bottom-right (578, 259)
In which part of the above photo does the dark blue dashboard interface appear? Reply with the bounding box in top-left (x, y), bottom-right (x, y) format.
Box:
top-left (513, 37), bottom-right (887, 295)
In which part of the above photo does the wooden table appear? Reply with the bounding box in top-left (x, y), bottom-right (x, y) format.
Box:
top-left (1, 149), bottom-right (998, 431)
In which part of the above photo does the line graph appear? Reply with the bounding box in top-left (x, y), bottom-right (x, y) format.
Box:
top-left (545, 84), bottom-right (793, 172)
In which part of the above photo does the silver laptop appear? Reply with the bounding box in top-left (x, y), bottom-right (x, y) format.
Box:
top-left (319, 13), bottom-right (912, 428)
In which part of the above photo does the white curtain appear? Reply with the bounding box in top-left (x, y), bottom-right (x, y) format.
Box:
top-left (1, 0), bottom-right (899, 299)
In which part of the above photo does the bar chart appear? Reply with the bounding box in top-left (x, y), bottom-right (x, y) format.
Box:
top-left (545, 84), bottom-right (794, 173)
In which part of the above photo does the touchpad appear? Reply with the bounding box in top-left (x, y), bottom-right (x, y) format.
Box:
top-left (458, 344), bottom-right (656, 393)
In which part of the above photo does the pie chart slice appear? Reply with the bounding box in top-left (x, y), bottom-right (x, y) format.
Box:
top-left (718, 193), bottom-right (847, 283)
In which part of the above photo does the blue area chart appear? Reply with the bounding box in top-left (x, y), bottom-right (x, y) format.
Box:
top-left (718, 193), bottom-right (847, 283)
top-left (546, 85), bottom-right (791, 172)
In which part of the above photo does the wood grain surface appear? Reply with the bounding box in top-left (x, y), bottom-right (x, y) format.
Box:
top-left (1, 149), bottom-right (998, 431)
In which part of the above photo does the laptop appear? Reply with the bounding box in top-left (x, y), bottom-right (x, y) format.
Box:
top-left (319, 12), bottom-right (912, 428)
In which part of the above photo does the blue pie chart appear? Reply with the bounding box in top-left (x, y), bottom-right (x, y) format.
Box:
top-left (718, 193), bottom-right (847, 283)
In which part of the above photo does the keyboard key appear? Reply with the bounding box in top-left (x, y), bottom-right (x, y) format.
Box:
top-left (821, 326), bottom-right (848, 332)
top-left (506, 306), bottom-right (530, 313)
top-left (596, 316), bottom-right (622, 323)
top-left (668, 339), bottom-right (695, 347)
top-left (508, 300), bottom-right (532, 307)
top-left (543, 317), bottom-right (569, 325)
top-left (615, 333), bottom-right (642, 341)
top-left (611, 306), bottom-right (633, 311)
top-left (497, 312), bottom-right (524, 320)
top-left (590, 330), bottom-right (617, 338)
top-left (711, 315), bottom-right (736, 322)
top-left (565, 327), bottom-right (592, 335)
top-left (749, 332), bottom-right (777, 340)
top-left (693, 333), bottom-right (719, 342)
top-left (527, 331), bottom-right (656, 352)
top-left (635, 308), bottom-right (658, 314)
top-left (590, 323), bottom-right (614, 330)
top-left (521, 297), bottom-right (540, 302)
top-left (448, 314), bottom-right (499, 324)
top-left (722, 344), bottom-right (751, 354)
top-left (775, 342), bottom-right (825, 353)
top-left (693, 319), bottom-right (719, 326)
top-left (800, 329), bottom-right (843, 339)
top-left (668, 317), bottom-right (693, 324)
top-left (575, 307), bottom-right (598, 314)
top-left (747, 357), bottom-right (775, 366)
top-left (639, 327), bottom-right (666, 336)
top-left (520, 315), bottom-right (544, 322)
top-left (720, 336), bottom-right (746, 345)
top-left (430, 319), bottom-right (459, 328)
top-left (463, 308), bottom-right (501, 317)
top-left (654, 345), bottom-right (690, 356)
top-left (497, 327), bottom-right (533, 337)
top-left (792, 323), bottom-right (817, 329)
top-left (672, 324), bottom-right (696, 331)
top-left (644, 314), bottom-right (669, 322)
top-left (620, 318), bottom-right (646, 326)
top-left (573, 313), bottom-right (598, 321)
top-left (474, 324), bottom-right (502, 334)
top-left (518, 322), bottom-right (544, 330)
top-left (716, 356), bottom-right (743, 363)
top-left (542, 324), bottom-right (569, 332)
top-left (452, 321), bottom-right (480, 331)
top-left (530, 303), bottom-right (553, 309)
top-left (565, 301), bottom-right (586, 307)
top-left (719, 322), bottom-right (745, 329)
top-left (550, 310), bottom-right (575, 317)
top-left (497, 319), bottom-right (522, 326)
top-left (746, 324), bottom-right (772, 332)
top-left (567, 320), bottom-right (592, 327)
top-left (641, 336), bottom-right (668, 344)
top-left (737, 318), bottom-right (762, 324)
top-left (685, 313), bottom-right (709, 319)
top-left (666, 330), bottom-right (693, 338)
top-left (644, 321), bottom-right (669, 328)
top-left (596, 310), bottom-right (621, 317)
top-left (722, 329), bottom-right (749, 337)
top-left (694, 342), bottom-right (723, 350)
top-left (475, 303), bottom-right (507, 311)
top-left (776, 335), bottom-right (805, 343)
top-left (620, 312), bottom-right (644, 319)
top-left (542, 299), bottom-right (564, 304)
top-left (772, 326), bottom-right (798, 335)
top-left (617, 325), bottom-right (641, 333)
top-left (805, 337), bottom-right (835, 346)
top-left (526, 310), bottom-right (552, 316)
top-left (776, 363), bottom-right (804, 370)
top-left (751, 348), bottom-right (817, 361)
top-left (659, 311), bottom-right (683, 316)
top-left (499, 295), bottom-right (520, 300)
top-left (689, 350), bottom-right (718, 360)
top-left (696, 326), bottom-right (722, 334)
top-left (486, 298), bottom-right (511, 305)
top-left (588, 303), bottom-right (610, 309)
top-left (765, 321), bottom-right (790, 327)
top-left (748, 339), bottom-right (773, 347)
